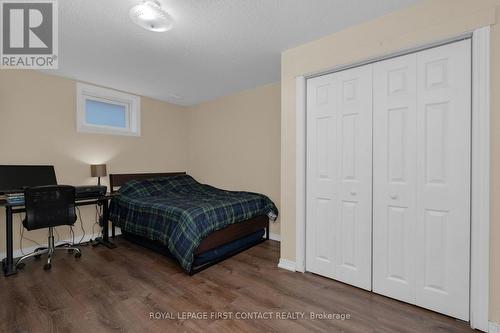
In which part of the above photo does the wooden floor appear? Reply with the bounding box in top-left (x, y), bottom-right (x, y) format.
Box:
top-left (0, 238), bottom-right (474, 333)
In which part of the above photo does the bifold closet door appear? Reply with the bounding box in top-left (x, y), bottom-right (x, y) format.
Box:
top-left (306, 64), bottom-right (372, 291)
top-left (372, 52), bottom-right (417, 304)
top-left (373, 39), bottom-right (471, 320)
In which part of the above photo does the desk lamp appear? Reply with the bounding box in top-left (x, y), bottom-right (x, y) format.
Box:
top-left (90, 164), bottom-right (107, 186)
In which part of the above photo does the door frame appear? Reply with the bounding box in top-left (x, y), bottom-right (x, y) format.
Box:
top-left (294, 26), bottom-right (490, 331)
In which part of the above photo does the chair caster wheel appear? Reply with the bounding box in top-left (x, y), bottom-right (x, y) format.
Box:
top-left (75, 252), bottom-right (82, 258)
top-left (34, 254), bottom-right (41, 260)
top-left (16, 262), bottom-right (25, 270)
top-left (43, 263), bottom-right (51, 270)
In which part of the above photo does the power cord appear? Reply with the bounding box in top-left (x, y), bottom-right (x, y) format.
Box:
top-left (18, 205), bottom-right (93, 256)
top-left (18, 213), bottom-right (42, 256)
top-left (69, 225), bottom-right (75, 245)
top-left (91, 204), bottom-right (103, 241)
top-left (54, 227), bottom-right (61, 243)
top-left (75, 206), bottom-right (86, 245)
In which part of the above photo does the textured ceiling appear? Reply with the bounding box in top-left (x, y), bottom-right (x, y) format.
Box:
top-left (49, 0), bottom-right (417, 106)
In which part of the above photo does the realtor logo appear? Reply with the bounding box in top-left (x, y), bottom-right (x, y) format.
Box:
top-left (1, 0), bottom-right (58, 69)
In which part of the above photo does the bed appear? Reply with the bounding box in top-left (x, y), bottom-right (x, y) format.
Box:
top-left (108, 172), bottom-right (278, 275)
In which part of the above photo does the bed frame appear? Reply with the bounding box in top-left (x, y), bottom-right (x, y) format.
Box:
top-left (108, 172), bottom-right (270, 275)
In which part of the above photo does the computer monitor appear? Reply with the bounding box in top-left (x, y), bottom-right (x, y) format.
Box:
top-left (0, 165), bottom-right (57, 194)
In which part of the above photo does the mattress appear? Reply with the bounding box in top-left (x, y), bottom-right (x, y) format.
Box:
top-left (109, 175), bottom-right (277, 272)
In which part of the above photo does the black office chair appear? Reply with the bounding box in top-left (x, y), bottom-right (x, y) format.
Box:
top-left (16, 185), bottom-right (82, 270)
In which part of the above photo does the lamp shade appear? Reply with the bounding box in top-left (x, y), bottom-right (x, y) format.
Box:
top-left (90, 164), bottom-right (107, 178)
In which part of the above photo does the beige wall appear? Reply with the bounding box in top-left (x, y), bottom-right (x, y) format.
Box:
top-left (280, 0), bottom-right (500, 322)
top-left (0, 70), bottom-right (281, 255)
top-left (187, 82), bottom-right (281, 235)
top-left (2, 0), bottom-right (498, 320)
top-left (0, 70), bottom-right (189, 252)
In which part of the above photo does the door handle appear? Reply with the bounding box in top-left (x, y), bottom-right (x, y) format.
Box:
top-left (390, 193), bottom-right (399, 200)
top-left (350, 190), bottom-right (357, 196)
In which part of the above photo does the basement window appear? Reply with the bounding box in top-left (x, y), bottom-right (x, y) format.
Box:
top-left (76, 83), bottom-right (140, 136)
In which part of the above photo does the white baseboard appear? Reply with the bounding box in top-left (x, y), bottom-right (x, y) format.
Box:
top-left (269, 232), bottom-right (281, 242)
top-left (0, 228), bottom-right (122, 259)
top-left (278, 258), bottom-right (296, 272)
top-left (489, 322), bottom-right (500, 333)
top-left (264, 230), bottom-right (280, 242)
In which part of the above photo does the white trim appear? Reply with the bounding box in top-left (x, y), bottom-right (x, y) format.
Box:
top-left (304, 33), bottom-right (472, 79)
top-left (0, 228), bottom-right (122, 259)
top-left (470, 25), bottom-right (491, 332)
top-left (264, 229), bottom-right (281, 242)
top-left (269, 232), bottom-right (281, 242)
top-left (489, 322), bottom-right (500, 333)
top-left (76, 82), bottom-right (141, 136)
top-left (295, 28), bottom-right (491, 330)
top-left (278, 258), bottom-right (296, 272)
top-left (295, 76), bottom-right (306, 273)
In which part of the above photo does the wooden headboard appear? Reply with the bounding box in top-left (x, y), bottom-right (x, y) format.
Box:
top-left (109, 172), bottom-right (186, 193)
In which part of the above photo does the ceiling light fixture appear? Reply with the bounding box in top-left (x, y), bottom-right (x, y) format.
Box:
top-left (129, 0), bottom-right (173, 32)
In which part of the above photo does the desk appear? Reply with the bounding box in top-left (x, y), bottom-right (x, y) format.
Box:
top-left (1, 193), bottom-right (117, 277)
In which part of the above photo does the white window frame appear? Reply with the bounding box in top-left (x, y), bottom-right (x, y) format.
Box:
top-left (76, 82), bottom-right (141, 136)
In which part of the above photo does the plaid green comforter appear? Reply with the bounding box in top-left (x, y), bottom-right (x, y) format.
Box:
top-left (109, 175), bottom-right (278, 272)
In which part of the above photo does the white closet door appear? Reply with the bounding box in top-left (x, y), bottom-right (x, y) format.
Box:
top-left (373, 40), bottom-right (471, 320)
top-left (306, 64), bottom-right (372, 290)
top-left (334, 65), bottom-right (373, 290)
top-left (306, 72), bottom-right (338, 279)
top-left (373, 53), bottom-right (418, 304)
top-left (415, 39), bottom-right (471, 320)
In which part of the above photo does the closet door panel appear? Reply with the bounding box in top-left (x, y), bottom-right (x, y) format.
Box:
top-left (415, 39), bottom-right (471, 321)
top-left (306, 73), bottom-right (338, 278)
top-left (306, 65), bottom-right (373, 291)
top-left (373, 40), bottom-right (471, 320)
top-left (373, 54), bottom-right (417, 303)
top-left (335, 65), bottom-right (373, 290)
